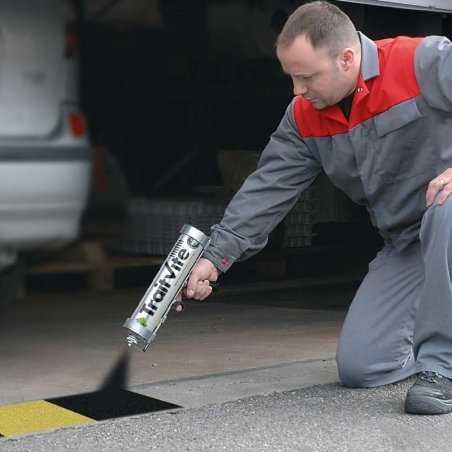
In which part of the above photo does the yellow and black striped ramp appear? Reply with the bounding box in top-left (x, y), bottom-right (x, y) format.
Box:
top-left (0, 389), bottom-right (180, 437)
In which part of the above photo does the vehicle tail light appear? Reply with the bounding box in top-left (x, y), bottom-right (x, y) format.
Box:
top-left (68, 113), bottom-right (86, 138)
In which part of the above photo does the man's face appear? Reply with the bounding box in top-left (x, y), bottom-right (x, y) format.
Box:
top-left (277, 34), bottom-right (352, 109)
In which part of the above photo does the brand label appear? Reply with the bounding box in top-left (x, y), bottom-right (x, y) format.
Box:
top-left (140, 246), bottom-right (191, 317)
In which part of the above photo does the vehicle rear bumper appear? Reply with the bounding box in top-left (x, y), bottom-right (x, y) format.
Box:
top-left (0, 159), bottom-right (91, 250)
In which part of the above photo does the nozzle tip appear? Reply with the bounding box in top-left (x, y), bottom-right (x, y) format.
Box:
top-left (126, 335), bottom-right (138, 347)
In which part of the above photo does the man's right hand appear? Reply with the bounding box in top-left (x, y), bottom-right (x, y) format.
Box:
top-left (182, 258), bottom-right (219, 301)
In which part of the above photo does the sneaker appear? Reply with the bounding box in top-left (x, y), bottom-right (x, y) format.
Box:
top-left (404, 371), bottom-right (452, 415)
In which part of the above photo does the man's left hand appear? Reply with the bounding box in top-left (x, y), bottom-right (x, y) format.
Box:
top-left (426, 169), bottom-right (452, 207)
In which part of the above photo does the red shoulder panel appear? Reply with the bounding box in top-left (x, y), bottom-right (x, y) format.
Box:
top-left (294, 37), bottom-right (423, 138)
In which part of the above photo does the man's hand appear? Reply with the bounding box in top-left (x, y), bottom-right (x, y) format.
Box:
top-left (426, 169), bottom-right (452, 207)
top-left (176, 258), bottom-right (219, 304)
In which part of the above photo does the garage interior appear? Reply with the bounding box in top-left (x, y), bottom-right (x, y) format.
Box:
top-left (18, 0), bottom-right (451, 296)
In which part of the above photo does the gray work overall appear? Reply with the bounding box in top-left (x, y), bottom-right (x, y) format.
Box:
top-left (336, 195), bottom-right (452, 387)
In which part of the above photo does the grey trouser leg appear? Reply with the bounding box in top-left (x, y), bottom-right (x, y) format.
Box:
top-left (336, 243), bottom-right (421, 387)
top-left (414, 196), bottom-right (452, 379)
top-left (337, 195), bottom-right (452, 387)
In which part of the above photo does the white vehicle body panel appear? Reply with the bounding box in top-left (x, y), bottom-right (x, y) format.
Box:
top-left (0, 0), bottom-right (64, 137)
top-left (0, 0), bottom-right (91, 269)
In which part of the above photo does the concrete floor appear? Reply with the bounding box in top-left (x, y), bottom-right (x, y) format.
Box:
top-left (0, 279), bottom-right (356, 407)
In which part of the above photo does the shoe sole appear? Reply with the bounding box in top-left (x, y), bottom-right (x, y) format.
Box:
top-left (405, 395), bottom-right (452, 415)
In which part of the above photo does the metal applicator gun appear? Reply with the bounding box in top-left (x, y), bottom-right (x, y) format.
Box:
top-left (123, 224), bottom-right (211, 352)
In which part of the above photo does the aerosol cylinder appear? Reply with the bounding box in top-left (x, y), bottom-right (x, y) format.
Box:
top-left (123, 224), bottom-right (210, 352)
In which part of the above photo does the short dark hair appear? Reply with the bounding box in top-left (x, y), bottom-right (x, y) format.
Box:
top-left (276, 1), bottom-right (359, 58)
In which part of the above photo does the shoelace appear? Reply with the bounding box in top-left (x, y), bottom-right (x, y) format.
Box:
top-left (419, 371), bottom-right (443, 384)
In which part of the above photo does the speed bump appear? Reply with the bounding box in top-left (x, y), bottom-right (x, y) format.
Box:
top-left (0, 389), bottom-right (180, 437)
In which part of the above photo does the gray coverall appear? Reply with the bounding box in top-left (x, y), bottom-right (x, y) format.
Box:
top-left (203, 32), bottom-right (452, 387)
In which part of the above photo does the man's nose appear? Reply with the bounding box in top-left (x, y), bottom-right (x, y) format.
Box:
top-left (293, 79), bottom-right (308, 96)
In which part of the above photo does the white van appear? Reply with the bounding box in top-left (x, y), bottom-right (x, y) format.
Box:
top-left (0, 0), bottom-right (91, 307)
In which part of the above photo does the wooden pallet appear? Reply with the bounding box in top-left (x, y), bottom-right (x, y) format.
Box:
top-left (22, 241), bottom-right (164, 296)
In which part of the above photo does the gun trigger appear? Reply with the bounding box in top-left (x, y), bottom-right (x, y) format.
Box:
top-left (172, 301), bottom-right (185, 313)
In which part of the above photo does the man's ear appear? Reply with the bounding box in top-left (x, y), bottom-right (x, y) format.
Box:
top-left (341, 48), bottom-right (355, 70)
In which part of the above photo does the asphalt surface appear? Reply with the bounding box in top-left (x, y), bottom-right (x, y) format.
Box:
top-left (2, 374), bottom-right (452, 452)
